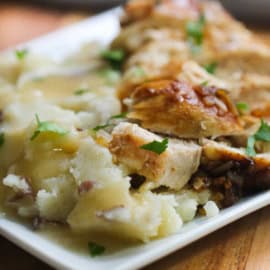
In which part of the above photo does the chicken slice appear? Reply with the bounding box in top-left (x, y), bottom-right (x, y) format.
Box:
top-left (115, 0), bottom-right (270, 105)
top-left (198, 139), bottom-right (270, 207)
top-left (118, 39), bottom-right (189, 99)
top-left (128, 79), bottom-right (242, 139)
top-left (109, 122), bottom-right (201, 190)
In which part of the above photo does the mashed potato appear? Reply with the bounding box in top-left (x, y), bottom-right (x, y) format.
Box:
top-left (0, 43), bottom-right (219, 243)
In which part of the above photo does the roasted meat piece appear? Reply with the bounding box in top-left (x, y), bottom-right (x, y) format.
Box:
top-left (109, 122), bottom-right (201, 190)
top-left (199, 139), bottom-right (270, 207)
top-left (115, 0), bottom-right (270, 109)
top-left (128, 79), bottom-right (242, 138)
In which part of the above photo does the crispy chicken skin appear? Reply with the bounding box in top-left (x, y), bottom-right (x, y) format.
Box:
top-left (128, 80), bottom-right (242, 138)
top-left (109, 122), bottom-right (201, 190)
top-left (114, 0), bottom-right (270, 108)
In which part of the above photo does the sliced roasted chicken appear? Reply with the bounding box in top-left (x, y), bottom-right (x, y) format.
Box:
top-left (234, 74), bottom-right (270, 113)
top-left (128, 79), bottom-right (242, 138)
top-left (113, 0), bottom-right (199, 52)
top-left (115, 0), bottom-right (270, 104)
top-left (118, 39), bottom-right (189, 99)
top-left (197, 139), bottom-right (270, 206)
top-left (109, 122), bottom-right (201, 190)
top-left (177, 61), bottom-right (236, 96)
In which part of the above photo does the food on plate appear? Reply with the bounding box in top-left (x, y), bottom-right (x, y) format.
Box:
top-left (1, 0), bottom-right (270, 249)
top-left (127, 79), bottom-right (242, 138)
top-left (109, 122), bottom-right (201, 189)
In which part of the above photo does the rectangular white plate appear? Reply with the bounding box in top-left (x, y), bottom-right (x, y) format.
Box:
top-left (1, 8), bottom-right (270, 270)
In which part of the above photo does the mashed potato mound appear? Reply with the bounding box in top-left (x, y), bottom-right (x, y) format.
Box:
top-left (0, 29), bottom-right (220, 243)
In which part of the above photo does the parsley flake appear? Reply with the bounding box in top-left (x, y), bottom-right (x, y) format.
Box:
top-left (88, 242), bottom-right (105, 257)
top-left (15, 49), bottom-right (28, 60)
top-left (200, 80), bottom-right (209, 87)
top-left (101, 49), bottom-right (125, 62)
top-left (92, 112), bottom-right (128, 132)
top-left (30, 114), bottom-right (69, 141)
top-left (203, 62), bottom-right (218, 74)
top-left (132, 66), bottom-right (145, 77)
top-left (236, 102), bottom-right (249, 114)
top-left (140, 138), bottom-right (169, 155)
top-left (98, 68), bottom-right (120, 85)
top-left (101, 49), bottom-right (125, 70)
top-left (0, 132), bottom-right (5, 147)
top-left (93, 123), bottom-right (112, 132)
top-left (246, 136), bottom-right (256, 157)
top-left (246, 119), bottom-right (270, 156)
top-left (186, 14), bottom-right (206, 53)
top-left (110, 112), bottom-right (128, 119)
top-left (74, 89), bottom-right (89, 96)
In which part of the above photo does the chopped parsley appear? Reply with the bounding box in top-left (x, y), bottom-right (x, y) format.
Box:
top-left (101, 49), bottom-right (125, 70)
top-left (236, 102), bottom-right (249, 114)
top-left (101, 49), bottom-right (125, 62)
top-left (200, 80), bottom-right (209, 87)
top-left (132, 66), bottom-right (145, 77)
top-left (98, 68), bottom-right (121, 85)
top-left (246, 136), bottom-right (256, 157)
top-left (140, 138), bottom-right (169, 155)
top-left (15, 49), bottom-right (28, 60)
top-left (30, 114), bottom-right (69, 141)
top-left (93, 123), bottom-right (112, 132)
top-left (0, 132), bottom-right (4, 147)
top-left (88, 242), bottom-right (105, 257)
top-left (92, 112), bottom-right (128, 132)
top-left (246, 119), bottom-right (270, 156)
top-left (203, 62), bottom-right (218, 74)
top-left (110, 112), bottom-right (128, 119)
top-left (74, 88), bottom-right (89, 96)
top-left (186, 14), bottom-right (206, 53)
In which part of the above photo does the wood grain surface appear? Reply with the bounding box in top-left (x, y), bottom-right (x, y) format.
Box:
top-left (1, 3), bottom-right (270, 270)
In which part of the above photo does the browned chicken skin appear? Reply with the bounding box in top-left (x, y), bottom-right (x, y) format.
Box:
top-left (128, 79), bottom-right (242, 138)
top-left (114, 0), bottom-right (270, 112)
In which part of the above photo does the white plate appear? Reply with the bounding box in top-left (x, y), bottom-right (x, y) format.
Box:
top-left (1, 8), bottom-right (270, 270)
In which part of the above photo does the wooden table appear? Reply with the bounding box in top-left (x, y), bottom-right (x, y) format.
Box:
top-left (1, 3), bottom-right (270, 270)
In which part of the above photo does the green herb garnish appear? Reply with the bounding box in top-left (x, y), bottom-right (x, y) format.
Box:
top-left (246, 119), bottom-right (270, 156)
top-left (88, 242), bottom-right (105, 257)
top-left (140, 138), bottom-right (169, 155)
top-left (92, 112), bottom-right (128, 132)
top-left (200, 80), bottom-right (209, 87)
top-left (186, 14), bottom-right (206, 53)
top-left (110, 112), bottom-right (128, 119)
top-left (98, 68), bottom-right (121, 85)
top-left (203, 62), bottom-right (218, 74)
top-left (0, 132), bottom-right (5, 147)
top-left (236, 102), bottom-right (249, 114)
top-left (74, 89), bottom-right (89, 96)
top-left (101, 49), bottom-right (125, 70)
top-left (30, 114), bottom-right (69, 141)
top-left (246, 136), bottom-right (256, 157)
top-left (101, 49), bottom-right (125, 62)
top-left (93, 123), bottom-right (112, 132)
top-left (132, 66), bottom-right (145, 77)
top-left (15, 49), bottom-right (28, 60)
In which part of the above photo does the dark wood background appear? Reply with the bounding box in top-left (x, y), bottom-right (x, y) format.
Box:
top-left (1, 2), bottom-right (270, 270)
